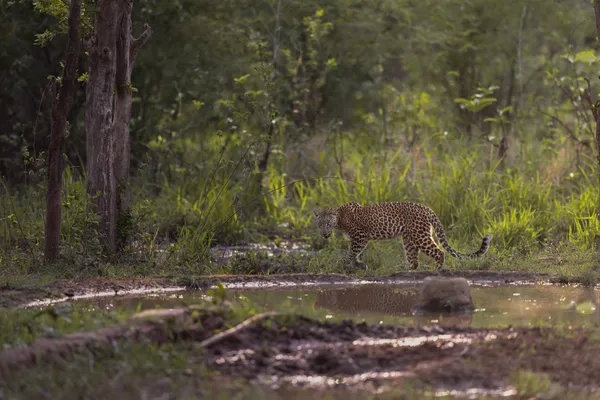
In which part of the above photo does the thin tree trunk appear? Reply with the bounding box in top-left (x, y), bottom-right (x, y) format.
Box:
top-left (257, 124), bottom-right (274, 173)
top-left (114, 2), bottom-right (134, 214)
top-left (256, 0), bottom-right (281, 177)
top-left (44, 0), bottom-right (82, 261)
top-left (244, 0), bottom-right (280, 217)
top-left (591, 1), bottom-right (600, 250)
top-left (86, 0), bottom-right (150, 252)
top-left (114, 1), bottom-right (151, 247)
top-left (595, 1), bottom-right (600, 158)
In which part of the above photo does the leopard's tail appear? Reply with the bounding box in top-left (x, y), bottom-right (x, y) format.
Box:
top-left (430, 214), bottom-right (492, 259)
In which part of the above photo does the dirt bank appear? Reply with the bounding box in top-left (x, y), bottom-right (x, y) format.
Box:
top-left (203, 315), bottom-right (600, 395)
top-left (2, 308), bottom-right (599, 397)
top-left (0, 271), bottom-right (556, 309)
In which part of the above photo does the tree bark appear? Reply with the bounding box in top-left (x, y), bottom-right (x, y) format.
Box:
top-left (86, 0), bottom-right (150, 252)
top-left (115, 3), bottom-right (151, 216)
top-left (593, 1), bottom-right (600, 233)
top-left (44, 0), bottom-right (82, 261)
top-left (590, 1), bottom-right (600, 250)
top-left (86, 0), bottom-right (120, 252)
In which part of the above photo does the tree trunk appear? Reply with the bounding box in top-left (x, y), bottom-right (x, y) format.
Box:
top-left (592, 1), bottom-right (600, 249)
top-left (86, 0), bottom-right (150, 252)
top-left (595, 1), bottom-right (600, 162)
top-left (86, 0), bottom-right (120, 252)
top-left (242, 1), bottom-right (281, 218)
top-left (498, 135), bottom-right (509, 167)
top-left (114, 3), bottom-right (151, 248)
top-left (44, 0), bottom-right (82, 261)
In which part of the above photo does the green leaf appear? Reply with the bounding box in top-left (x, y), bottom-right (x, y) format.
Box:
top-left (574, 50), bottom-right (597, 64)
top-left (234, 74), bottom-right (250, 85)
top-left (77, 73), bottom-right (89, 83)
top-left (472, 97), bottom-right (497, 112)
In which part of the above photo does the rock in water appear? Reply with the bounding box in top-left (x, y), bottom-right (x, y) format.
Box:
top-left (412, 277), bottom-right (475, 314)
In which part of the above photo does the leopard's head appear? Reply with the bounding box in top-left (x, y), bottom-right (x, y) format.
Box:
top-left (313, 208), bottom-right (338, 239)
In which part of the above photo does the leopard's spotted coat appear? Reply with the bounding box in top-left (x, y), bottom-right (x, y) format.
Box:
top-left (313, 201), bottom-right (492, 270)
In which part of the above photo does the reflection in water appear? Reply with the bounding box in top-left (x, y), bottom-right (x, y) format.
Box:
top-left (72, 283), bottom-right (600, 329)
top-left (314, 285), bottom-right (418, 315)
top-left (313, 285), bottom-right (473, 328)
top-left (235, 284), bottom-right (600, 329)
top-left (469, 285), bottom-right (599, 328)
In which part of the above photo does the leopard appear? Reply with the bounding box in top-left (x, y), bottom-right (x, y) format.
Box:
top-left (313, 201), bottom-right (492, 270)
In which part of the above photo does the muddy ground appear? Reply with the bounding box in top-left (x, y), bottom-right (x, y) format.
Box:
top-left (1, 268), bottom-right (600, 398)
top-left (202, 316), bottom-right (600, 395)
top-left (0, 270), bottom-right (555, 309)
top-left (0, 236), bottom-right (594, 397)
top-left (2, 308), bottom-right (600, 398)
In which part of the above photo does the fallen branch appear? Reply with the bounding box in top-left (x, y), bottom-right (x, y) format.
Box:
top-left (199, 312), bottom-right (283, 348)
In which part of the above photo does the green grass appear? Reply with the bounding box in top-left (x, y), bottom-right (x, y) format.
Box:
top-left (0, 303), bottom-right (131, 347)
top-left (0, 341), bottom-right (242, 400)
top-left (510, 369), bottom-right (600, 400)
top-left (1, 128), bottom-right (600, 286)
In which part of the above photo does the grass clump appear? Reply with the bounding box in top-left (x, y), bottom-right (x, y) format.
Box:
top-left (0, 303), bottom-right (130, 348)
top-left (511, 370), bottom-right (568, 400)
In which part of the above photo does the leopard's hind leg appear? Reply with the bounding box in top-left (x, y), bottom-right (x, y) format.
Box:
top-left (403, 239), bottom-right (419, 270)
top-left (419, 236), bottom-right (445, 269)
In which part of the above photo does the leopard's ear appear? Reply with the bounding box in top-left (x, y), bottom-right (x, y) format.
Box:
top-left (313, 208), bottom-right (321, 217)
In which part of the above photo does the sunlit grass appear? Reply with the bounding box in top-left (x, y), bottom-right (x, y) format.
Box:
top-left (1, 128), bottom-right (600, 284)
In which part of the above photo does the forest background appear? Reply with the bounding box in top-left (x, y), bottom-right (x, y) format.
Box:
top-left (2, 0), bottom-right (600, 282)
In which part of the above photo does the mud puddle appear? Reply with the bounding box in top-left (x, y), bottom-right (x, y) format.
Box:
top-left (4, 286), bottom-right (600, 397)
top-left (7, 270), bottom-right (553, 310)
top-left (73, 283), bottom-right (599, 329)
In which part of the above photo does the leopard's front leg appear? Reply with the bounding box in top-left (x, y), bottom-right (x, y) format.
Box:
top-left (348, 235), bottom-right (369, 271)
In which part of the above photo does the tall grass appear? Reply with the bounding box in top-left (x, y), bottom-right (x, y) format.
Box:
top-left (1, 122), bottom-right (598, 278)
top-left (286, 134), bottom-right (598, 256)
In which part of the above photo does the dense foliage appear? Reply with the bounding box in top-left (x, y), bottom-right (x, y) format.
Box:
top-left (2, 0), bottom-right (600, 277)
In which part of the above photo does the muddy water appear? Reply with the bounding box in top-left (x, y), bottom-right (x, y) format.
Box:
top-left (76, 283), bottom-right (600, 329)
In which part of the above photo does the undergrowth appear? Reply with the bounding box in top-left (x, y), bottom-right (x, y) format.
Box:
top-left (2, 122), bottom-right (600, 284)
